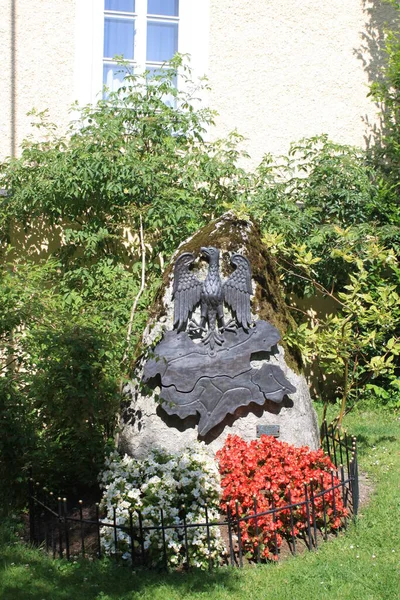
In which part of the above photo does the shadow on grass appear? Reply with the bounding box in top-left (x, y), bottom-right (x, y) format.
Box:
top-left (0, 540), bottom-right (243, 600)
top-left (352, 433), bottom-right (397, 454)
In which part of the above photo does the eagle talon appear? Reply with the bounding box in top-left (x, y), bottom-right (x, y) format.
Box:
top-left (188, 319), bottom-right (206, 334)
top-left (221, 327), bottom-right (237, 334)
top-left (220, 319), bottom-right (237, 334)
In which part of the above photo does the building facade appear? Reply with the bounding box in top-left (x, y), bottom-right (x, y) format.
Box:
top-left (0, 0), bottom-right (394, 166)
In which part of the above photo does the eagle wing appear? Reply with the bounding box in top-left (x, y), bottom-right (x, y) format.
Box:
top-left (223, 254), bottom-right (253, 330)
top-left (172, 252), bottom-right (202, 332)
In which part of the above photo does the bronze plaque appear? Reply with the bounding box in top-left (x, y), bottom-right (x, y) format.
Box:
top-left (256, 424), bottom-right (280, 438)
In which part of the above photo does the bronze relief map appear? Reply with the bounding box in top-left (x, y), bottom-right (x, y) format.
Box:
top-left (143, 247), bottom-right (296, 436)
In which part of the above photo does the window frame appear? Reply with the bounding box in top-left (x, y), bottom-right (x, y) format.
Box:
top-left (73, 0), bottom-right (209, 107)
top-left (103, 0), bottom-right (180, 88)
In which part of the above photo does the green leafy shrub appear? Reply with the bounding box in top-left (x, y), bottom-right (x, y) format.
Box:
top-left (28, 320), bottom-right (120, 491)
top-left (0, 376), bottom-right (35, 512)
top-left (369, 0), bottom-right (400, 218)
top-left (283, 235), bottom-right (400, 422)
top-left (232, 133), bottom-right (399, 416)
top-left (244, 135), bottom-right (398, 296)
top-left (0, 257), bottom-right (121, 502)
top-left (0, 60), bottom-right (246, 271)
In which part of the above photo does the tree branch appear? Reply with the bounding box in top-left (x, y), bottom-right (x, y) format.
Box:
top-left (122, 214), bottom-right (146, 366)
top-left (278, 256), bottom-right (345, 307)
top-left (115, 215), bottom-right (146, 448)
top-left (0, 357), bottom-right (18, 372)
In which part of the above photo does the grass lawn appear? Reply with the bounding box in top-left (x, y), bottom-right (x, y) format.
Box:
top-left (0, 406), bottom-right (399, 600)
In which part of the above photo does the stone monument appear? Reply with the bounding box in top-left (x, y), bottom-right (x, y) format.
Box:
top-left (119, 214), bottom-right (320, 457)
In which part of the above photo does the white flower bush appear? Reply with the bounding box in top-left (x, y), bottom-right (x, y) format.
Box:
top-left (99, 442), bottom-right (225, 569)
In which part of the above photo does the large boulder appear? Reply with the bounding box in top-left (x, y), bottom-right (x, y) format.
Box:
top-left (119, 213), bottom-right (320, 457)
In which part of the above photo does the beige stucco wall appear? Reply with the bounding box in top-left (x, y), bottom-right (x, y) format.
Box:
top-left (0, 0), bottom-right (13, 160)
top-left (0, 0), bottom-right (76, 161)
top-left (0, 0), bottom-right (396, 165)
top-left (208, 0), bottom-right (394, 166)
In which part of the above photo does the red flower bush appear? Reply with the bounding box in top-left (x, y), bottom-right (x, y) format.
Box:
top-left (217, 434), bottom-right (348, 560)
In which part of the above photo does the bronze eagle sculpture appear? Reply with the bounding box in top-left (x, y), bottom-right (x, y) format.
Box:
top-left (172, 246), bottom-right (253, 348)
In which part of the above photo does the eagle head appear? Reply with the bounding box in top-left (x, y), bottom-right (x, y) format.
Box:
top-left (230, 253), bottom-right (250, 269)
top-left (178, 252), bottom-right (195, 267)
top-left (200, 247), bottom-right (220, 263)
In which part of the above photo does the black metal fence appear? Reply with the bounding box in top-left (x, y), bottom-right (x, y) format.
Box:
top-left (28, 421), bottom-right (359, 569)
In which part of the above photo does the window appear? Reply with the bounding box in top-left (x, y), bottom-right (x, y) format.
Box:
top-left (103, 0), bottom-right (180, 93)
top-left (73, 0), bottom-right (209, 107)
